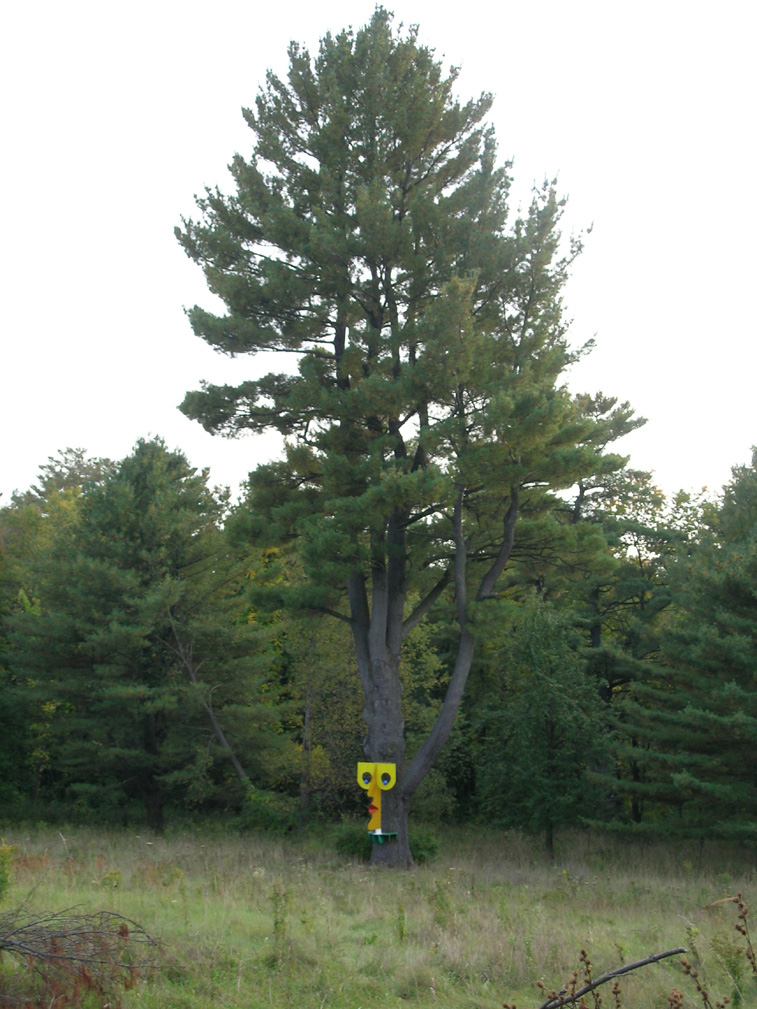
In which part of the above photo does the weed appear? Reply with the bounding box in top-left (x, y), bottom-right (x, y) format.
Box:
top-left (271, 881), bottom-right (289, 961)
top-left (0, 844), bottom-right (14, 904)
top-left (100, 866), bottom-right (123, 889)
top-left (513, 897), bottom-right (757, 1009)
top-left (431, 877), bottom-right (453, 929)
top-left (396, 900), bottom-right (407, 942)
top-left (710, 929), bottom-right (745, 1006)
top-left (411, 826), bottom-right (441, 865)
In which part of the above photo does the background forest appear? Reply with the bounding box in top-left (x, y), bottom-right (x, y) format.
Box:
top-left (1, 437), bottom-right (756, 855)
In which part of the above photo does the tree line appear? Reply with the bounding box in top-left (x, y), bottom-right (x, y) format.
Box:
top-left (2, 439), bottom-right (755, 858)
top-left (2, 9), bottom-right (755, 862)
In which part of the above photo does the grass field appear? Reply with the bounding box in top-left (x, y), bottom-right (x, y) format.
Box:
top-left (1, 823), bottom-right (755, 1008)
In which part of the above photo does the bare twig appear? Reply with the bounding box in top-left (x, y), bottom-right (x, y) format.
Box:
top-left (734, 892), bottom-right (757, 975)
top-left (537, 947), bottom-right (687, 1009)
top-left (0, 905), bottom-right (160, 1008)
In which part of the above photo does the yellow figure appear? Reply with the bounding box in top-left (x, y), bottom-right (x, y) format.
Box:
top-left (357, 762), bottom-right (396, 831)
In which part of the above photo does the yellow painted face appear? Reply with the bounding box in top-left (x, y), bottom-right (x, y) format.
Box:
top-left (357, 762), bottom-right (396, 831)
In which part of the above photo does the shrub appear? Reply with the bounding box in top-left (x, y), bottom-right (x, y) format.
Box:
top-left (332, 821), bottom-right (440, 864)
top-left (333, 821), bottom-right (372, 861)
top-left (237, 785), bottom-right (298, 833)
top-left (410, 825), bottom-right (441, 865)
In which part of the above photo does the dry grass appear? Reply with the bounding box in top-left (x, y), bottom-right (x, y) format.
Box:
top-left (0, 905), bottom-right (158, 1008)
top-left (0, 824), bottom-right (755, 1008)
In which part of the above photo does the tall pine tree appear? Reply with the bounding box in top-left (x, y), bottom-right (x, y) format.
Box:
top-left (178, 9), bottom-right (637, 864)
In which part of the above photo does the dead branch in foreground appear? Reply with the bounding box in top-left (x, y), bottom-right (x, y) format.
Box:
top-left (0, 905), bottom-right (159, 1008)
top-left (512, 947), bottom-right (688, 1009)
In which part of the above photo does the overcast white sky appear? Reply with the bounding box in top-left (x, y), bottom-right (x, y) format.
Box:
top-left (2, 0), bottom-right (755, 503)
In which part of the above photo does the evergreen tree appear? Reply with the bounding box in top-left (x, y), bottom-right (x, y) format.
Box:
top-left (578, 469), bottom-right (679, 697)
top-left (0, 476), bottom-right (87, 809)
top-left (178, 10), bottom-right (637, 864)
top-left (475, 599), bottom-right (611, 858)
top-left (6, 439), bottom-right (275, 829)
top-left (612, 452), bottom-right (757, 836)
top-left (10, 448), bottom-right (115, 509)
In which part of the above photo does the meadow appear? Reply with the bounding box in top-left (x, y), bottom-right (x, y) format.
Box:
top-left (1, 823), bottom-right (755, 1009)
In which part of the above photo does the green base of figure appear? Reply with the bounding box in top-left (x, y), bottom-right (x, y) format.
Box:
top-left (368, 831), bottom-right (398, 844)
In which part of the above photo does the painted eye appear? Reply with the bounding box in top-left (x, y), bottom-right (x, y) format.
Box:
top-left (362, 772), bottom-right (372, 785)
top-left (381, 772), bottom-right (391, 786)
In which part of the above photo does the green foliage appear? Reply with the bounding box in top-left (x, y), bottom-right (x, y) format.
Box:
top-left (4, 438), bottom-right (280, 829)
top-left (254, 603), bottom-right (366, 823)
top-left (332, 820), bottom-right (372, 862)
top-left (408, 768), bottom-right (456, 824)
top-left (0, 499), bottom-right (50, 808)
top-left (610, 451), bottom-right (757, 835)
top-left (407, 825), bottom-right (441, 865)
top-left (238, 786), bottom-right (298, 834)
top-left (10, 447), bottom-right (115, 509)
top-left (332, 820), bottom-right (440, 864)
top-left (475, 598), bottom-right (612, 855)
top-left (579, 468), bottom-right (680, 686)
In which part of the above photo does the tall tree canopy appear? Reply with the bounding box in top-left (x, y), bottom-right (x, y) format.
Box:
top-left (177, 9), bottom-right (638, 864)
top-left (10, 448), bottom-right (115, 510)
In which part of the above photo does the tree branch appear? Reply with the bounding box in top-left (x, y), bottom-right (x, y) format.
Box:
top-left (311, 606), bottom-right (352, 624)
top-left (452, 488), bottom-right (469, 626)
top-left (537, 948), bottom-right (687, 1009)
top-left (167, 616), bottom-right (250, 785)
top-left (347, 568), bottom-right (373, 696)
top-left (401, 493), bottom-right (475, 796)
top-left (476, 485), bottom-right (520, 600)
top-left (402, 569), bottom-right (451, 638)
top-left (0, 906), bottom-right (159, 1008)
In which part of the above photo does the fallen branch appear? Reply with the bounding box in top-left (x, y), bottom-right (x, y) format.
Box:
top-left (0, 905), bottom-right (160, 1008)
top-left (537, 947), bottom-right (687, 1009)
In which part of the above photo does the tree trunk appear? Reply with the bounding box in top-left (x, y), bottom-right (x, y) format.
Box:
top-left (369, 791), bottom-right (413, 868)
top-left (298, 683), bottom-right (313, 831)
top-left (350, 493), bottom-right (516, 869)
top-left (142, 776), bottom-right (164, 834)
top-left (361, 653), bottom-right (410, 867)
top-left (358, 634), bottom-right (479, 868)
top-left (545, 817), bottom-right (555, 862)
top-left (630, 754), bottom-right (643, 823)
top-left (352, 620), bottom-right (488, 866)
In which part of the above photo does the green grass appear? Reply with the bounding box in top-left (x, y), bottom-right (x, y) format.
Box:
top-left (1, 824), bottom-right (756, 1008)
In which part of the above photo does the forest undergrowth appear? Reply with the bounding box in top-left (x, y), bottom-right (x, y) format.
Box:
top-left (0, 825), bottom-right (755, 1009)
